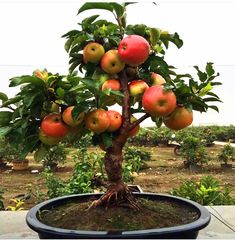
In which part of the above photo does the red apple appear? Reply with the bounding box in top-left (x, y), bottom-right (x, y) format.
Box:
top-left (142, 85), bottom-right (177, 117)
top-left (106, 110), bottom-right (122, 132)
top-left (41, 114), bottom-right (69, 138)
top-left (83, 42), bottom-right (105, 64)
top-left (129, 80), bottom-right (149, 97)
top-left (163, 106), bottom-right (193, 130)
top-left (151, 72), bottom-right (166, 86)
top-left (118, 35), bottom-right (150, 66)
top-left (102, 79), bottom-right (121, 91)
top-left (100, 50), bottom-right (125, 74)
top-left (85, 109), bottom-right (110, 134)
top-left (62, 106), bottom-right (85, 127)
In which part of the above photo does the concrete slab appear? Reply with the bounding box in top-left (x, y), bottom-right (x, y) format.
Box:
top-left (0, 211), bottom-right (38, 239)
top-left (209, 205), bottom-right (235, 229)
top-left (198, 207), bottom-right (235, 239)
top-left (0, 207), bottom-right (235, 239)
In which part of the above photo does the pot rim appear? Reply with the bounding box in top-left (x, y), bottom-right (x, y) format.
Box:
top-left (26, 192), bottom-right (211, 237)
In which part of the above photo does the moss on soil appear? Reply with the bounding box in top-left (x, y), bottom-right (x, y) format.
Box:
top-left (39, 198), bottom-right (199, 231)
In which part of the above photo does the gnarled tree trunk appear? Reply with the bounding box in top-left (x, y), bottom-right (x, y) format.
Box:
top-left (89, 69), bottom-right (149, 209)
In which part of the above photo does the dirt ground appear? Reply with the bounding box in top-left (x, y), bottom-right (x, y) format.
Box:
top-left (0, 145), bottom-right (234, 209)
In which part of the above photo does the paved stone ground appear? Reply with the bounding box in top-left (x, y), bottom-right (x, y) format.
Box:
top-left (0, 206), bottom-right (235, 239)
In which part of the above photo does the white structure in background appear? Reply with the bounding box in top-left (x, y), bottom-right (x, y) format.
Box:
top-left (0, 0), bottom-right (235, 126)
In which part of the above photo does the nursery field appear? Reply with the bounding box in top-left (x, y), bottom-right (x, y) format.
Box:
top-left (0, 144), bottom-right (234, 210)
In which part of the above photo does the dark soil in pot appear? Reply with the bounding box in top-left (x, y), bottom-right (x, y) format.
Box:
top-left (39, 198), bottom-right (199, 231)
top-left (26, 193), bottom-right (211, 239)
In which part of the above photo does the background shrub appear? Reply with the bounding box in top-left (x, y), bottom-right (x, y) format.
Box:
top-left (217, 143), bottom-right (235, 164)
top-left (41, 144), bottom-right (67, 170)
top-left (171, 176), bottom-right (235, 205)
top-left (180, 135), bottom-right (210, 167)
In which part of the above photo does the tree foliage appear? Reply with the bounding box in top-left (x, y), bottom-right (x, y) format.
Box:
top-left (0, 2), bottom-right (221, 162)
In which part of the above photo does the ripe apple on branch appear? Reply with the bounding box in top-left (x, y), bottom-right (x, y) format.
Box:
top-left (0, 2), bottom-right (222, 209)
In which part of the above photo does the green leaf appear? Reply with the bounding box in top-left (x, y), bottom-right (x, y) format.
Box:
top-left (198, 82), bottom-right (212, 96)
top-left (101, 133), bottom-right (113, 149)
top-left (208, 105), bottom-right (219, 112)
top-left (78, 3), bottom-right (114, 15)
top-left (9, 76), bottom-right (45, 87)
top-left (102, 88), bottom-right (112, 96)
top-left (34, 145), bottom-right (48, 162)
top-left (203, 97), bottom-right (222, 102)
top-left (0, 111), bottom-right (13, 126)
top-left (170, 32), bottom-right (183, 49)
top-left (208, 73), bottom-right (219, 81)
top-left (62, 29), bottom-right (81, 38)
top-left (110, 3), bottom-right (124, 17)
top-left (64, 38), bottom-right (73, 53)
top-left (150, 28), bottom-right (160, 46)
top-left (155, 117), bottom-right (163, 128)
top-left (69, 60), bottom-right (80, 73)
top-left (160, 32), bottom-right (183, 49)
top-left (211, 82), bottom-right (222, 86)
top-left (70, 53), bottom-right (83, 60)
top-left (133, 24), bottom-right (147, 36)
top-left (72, 105), bottom-right (87, 120)
top-left (1, 96), bottom-right (21, 107)
top-left (82, 14), bottom-right (100, 24)
top-left (124, 2), bottom-right (137, 7)
top-left (0, 126), bottom-right (12, 137)
top-left (0, 92), bottom-right (8, 102)
top-left (110, 90), bottom-right (124, 97)
top-left (81, 78), bottom-right (99, 93)
top-left (206, 62), bottom-right (215, 76)
top-left (108, 36), bottom-right (121, 47)
top-left (20, 135), bottom-right (39, 159)
top-left (206, 92), bottom-right (220, 99)
top-left (22, 90), bottom-right (42, 108)
top-left (194, 66), bottom-right (207, 82)
top-left (56, 87), bottom-right (65, 98)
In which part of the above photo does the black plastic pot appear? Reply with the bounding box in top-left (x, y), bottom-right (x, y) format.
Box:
top-left (26, 193), bottom-right (211, 239)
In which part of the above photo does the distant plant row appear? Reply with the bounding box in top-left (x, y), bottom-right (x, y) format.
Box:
top-left (128, 125), bottom-right (235, 147)
top-left (61, 125), bottom-right (235, 148)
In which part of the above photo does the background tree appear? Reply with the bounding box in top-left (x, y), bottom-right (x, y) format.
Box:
top-left (0, 2), bottom-right (221, 209)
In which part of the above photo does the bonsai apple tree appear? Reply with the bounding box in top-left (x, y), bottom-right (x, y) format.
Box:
top-left (0, 2), bottom-right (221, 209)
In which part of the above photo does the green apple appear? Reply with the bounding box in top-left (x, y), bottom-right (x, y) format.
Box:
top-left (100, 50), bottom-right (125, 74)
top-left (39, 129), bottom-right (62, 145)
top-left (83, 42), bottom-right (105, 64)
top-left (129, 80), bottom-right (149, 97)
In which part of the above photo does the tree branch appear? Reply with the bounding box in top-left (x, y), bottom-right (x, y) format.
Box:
top-left (6, 106), bottom-right (15, 111)
top-left (129, 113), bottom-right (150, 131)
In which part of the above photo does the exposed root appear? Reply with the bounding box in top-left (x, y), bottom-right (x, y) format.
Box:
top-left (87, 182), bottom-right (140, 211)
